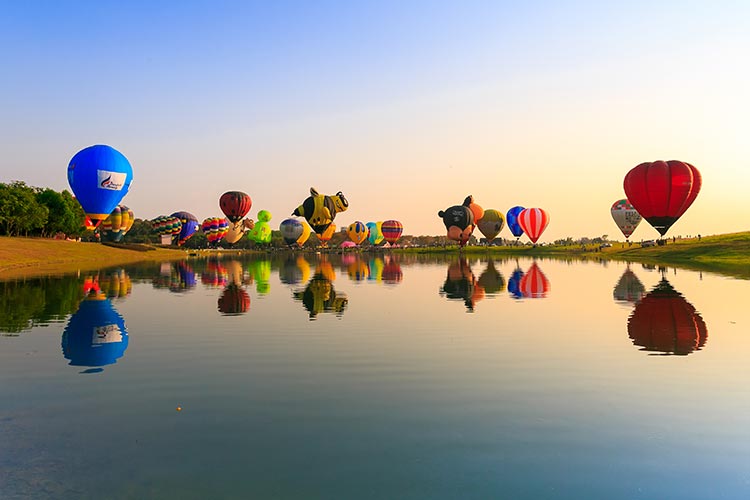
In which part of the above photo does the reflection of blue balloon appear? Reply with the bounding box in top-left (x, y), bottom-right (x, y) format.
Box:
top-left (67, 145), bottom-right (134, 223)
top-left (62, 299), bottom-right (128, 369)
top-left (506, 206), bottom-right (525, 238)
top-left (507, 268), bottom-right (524, 299)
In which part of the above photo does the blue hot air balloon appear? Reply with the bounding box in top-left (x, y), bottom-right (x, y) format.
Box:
top-left (62, 297), bottom-right (128, 369)
top-left (506, 206), bottom-right (525, 239)
top-left (170, 211), bottom-right (200, 246)
top-left (67, 145), bottom-right (134, 224)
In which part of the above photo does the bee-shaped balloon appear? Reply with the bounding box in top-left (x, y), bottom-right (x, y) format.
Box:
top-left (292, 187), bottom-right (348, 235)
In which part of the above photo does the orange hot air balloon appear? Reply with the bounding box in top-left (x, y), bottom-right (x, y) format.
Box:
top-left (517, 208), bottom-right (549, 244)
top-left (627, 278), bottom-right (707, 355)
top-left (623, 160), bottom-right (701, 237)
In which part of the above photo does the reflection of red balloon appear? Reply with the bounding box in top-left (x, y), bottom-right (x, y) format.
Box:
top-left (220, 191), bottom-right (252, 223)
top-left (382, 257), bottom-right (403, 284)
top-left (218, 284), bottom-right (250, 315)
top-left (519, 262), bottom-right (549, 298)
top-left (518, 208), bottom-right (549, 244)
top-left (623, 161), bottom-right (701, 236)
top-left (627, 278), bottom-right (707, 355)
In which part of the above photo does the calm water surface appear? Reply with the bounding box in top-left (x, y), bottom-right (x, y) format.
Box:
top-left (1, 253), bottom-right (749, 499)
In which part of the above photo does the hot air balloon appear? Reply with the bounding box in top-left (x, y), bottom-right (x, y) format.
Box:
top-left (477, 260), bottom-right (506, 294)
top-left (506, 206), bottom-right (525, 240)
top-left (219, 191), bottom-right (252, 223)
top-left (627, 278), bottom-right (707, 355)
top-left (518, 208), bottom-right (549, 245)
top-left (170, 211), bottom-right (200, 246)
top-left (67, 145), bottom-right (134, 224)
top-left (613, 267), bottom-right (646, 304)
top-left (507, 265), bottom-right (524, 299)
top-left (218, 284), bottom-right (250, 315)
top-left (248, 210), bottom-right (272, 244)
top-left (519, 262), bottom-right (549, 298)
top-left (440, 258), bottom-right (484, 311)
top-left (477, 209), bottom-right (505, 242)
top-left (297, 221), bottom-right (311, 247)
top-left (623, 160), bottom-right (702, 237)
top-left (62, 295), bottom-right (128, 370)
top-left (201, 217), bottom-right (230, 245)
top-left (152, 215), bottom-right (182, 245)
top-left (346, 221), bottom-right (368, 245)
top-left (438, 196), bottom-right (477, 246)
top-left (224, 219), bottom-right (253, 245)
top-left (317, 223), bottom-right (336, 246)
top-left (292, 187), bottom-right (348, 235)
top-left (293, 258), bottom-right (347, 319)
top-left (366, 221), bottom-right (384, 245)
top-left (280, 218), bottom-right (304, 246)
top-left (381, 220), bottom-right (403, 246)
top-left (610, 199), bottom-right (643, 240)
top-left (100, 205), bottom-right (134, 243)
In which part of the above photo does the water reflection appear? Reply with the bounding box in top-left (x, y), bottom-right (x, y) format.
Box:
top-left (279, 255), bottom-right (311, 285)
top-left (346, 255), bottom-right (370, 281)
top-left (440, 258), bottom-right (484, 312)
top-left (61, 291), bottom-right (128, 372)
top-left (201, 259), bottom-right (228, 288)
top-left (519, 262), bottom-right (549, 298)
top-left (382, 255), bottom-right (403, 285)
top-left (367, 256), bottom-right (384, 282)
top-left (293, 257), bottom-right (347, 319)
top-left (218, 284), bottom-right (251, 315)
top-left (507, 265), bottom-right (524, 299)
top-left (153, 261), bottom-right (197, 293)
top-left (613, 267), bottom-right (646, 305)
top-left (476, 259), bottom-right (506, 295)
top-left (627, 277), bottom-right (708, 356)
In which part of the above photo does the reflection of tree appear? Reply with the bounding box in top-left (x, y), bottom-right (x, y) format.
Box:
top-left (440, 258), bottom-right (484, 312)
top-left (477, 260), bottom-right (505, 294)
top-left (613, 267), bottom-right (645, 304)
top-left (293, 270), bottom-right (347, 320)
top-left (627, 278), bottom-right (708, 356)
top-left (0, 277), bottom-right (86, 335)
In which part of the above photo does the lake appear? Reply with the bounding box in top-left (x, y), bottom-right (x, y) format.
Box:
top-left (1, 252), bottom-right (749, 499)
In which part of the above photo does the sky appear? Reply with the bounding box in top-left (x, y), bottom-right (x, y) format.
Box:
top-left (1, 0), bottom-right (748, 241)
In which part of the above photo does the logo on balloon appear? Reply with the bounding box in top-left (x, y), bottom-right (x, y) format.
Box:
top-left (97, 170), bottom-right (127, 191)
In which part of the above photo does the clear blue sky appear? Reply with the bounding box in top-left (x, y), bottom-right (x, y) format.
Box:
top-left (1, 1), bottom-right (748, 240)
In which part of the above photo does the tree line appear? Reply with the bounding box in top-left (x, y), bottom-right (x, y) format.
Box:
top-left (0, 181), bottom-right (85, 237)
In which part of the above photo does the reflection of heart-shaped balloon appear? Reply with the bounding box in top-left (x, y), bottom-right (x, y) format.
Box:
top-left (518, 208), bottom-right (549, 244)
top-left (477, 209), bottom-right (505, 241)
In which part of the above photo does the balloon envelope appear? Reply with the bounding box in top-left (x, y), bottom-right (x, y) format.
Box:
top-left (381, 220), bottom-right (403, 245)
top-left (67, 145), bottom-right (134, 223)
top-left (610, 199), bottom-right (643, 239)
top-left (219, 191), bottom-right (252, 223)
top-left (346, 221), bottom-right (368, 245)
top-left (101, 205), bottom-right (134, 243)
top-left (477, 209), bottom-right (505, 241)
top-left (280, 218), bottom-right (304, 245)
top-left (366, 221), bottom-right (384, 245)
top-left (518, 208), bottom-right (549, 244)
top-left (62, 298), bottom-right (128, 368)
top-left (623, 160), bottom-right (701, 236)
top-left (201, 217), bottom-right (230, 244)
top-left (627, 278), bottom-right (707, 355)
top-left (506, 206), bottom-right (525, 238)
top-left (171, 211), bottom-right (200, 246)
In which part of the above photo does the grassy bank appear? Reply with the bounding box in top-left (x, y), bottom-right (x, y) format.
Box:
top-left (0, 237), bottom-right (188, 280)
top-left (398, 232), bottom-right (750, 279)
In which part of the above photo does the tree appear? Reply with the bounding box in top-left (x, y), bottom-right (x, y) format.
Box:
top-left (36, 188), bottom-right (83, 237)
top-left (0, 182), bottom-right (48, 236)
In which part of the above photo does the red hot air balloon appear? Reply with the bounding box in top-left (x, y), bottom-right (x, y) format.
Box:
top-left (381, 220), bottom-right (403, 245)
top-left (220, 191), bottom-right (252, 223)
top-left (623, 161), bottom-right (701, 237)
top-left (519, 262), bottom-right (549, 298)
top-left (627, 278), bottom-right (707, 355)
top-left (518, 208), bottom-right (549, 244)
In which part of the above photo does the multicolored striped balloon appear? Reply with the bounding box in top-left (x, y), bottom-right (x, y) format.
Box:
top-left (518, 208), bottom-right (549, 244)
top-left (151, 215), bottom-right (182, 237)
top-left (381, 220), bottom-right (403, 245)
top-left (201, 217), bottom-right (230, 244)
top-left (101, 205), bottom-right (134, 243)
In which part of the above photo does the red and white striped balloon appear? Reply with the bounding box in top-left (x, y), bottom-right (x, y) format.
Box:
top-left (520, 262), bottom-right (550, 298)
top-left (518, 208), bottom-right (549, 244)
